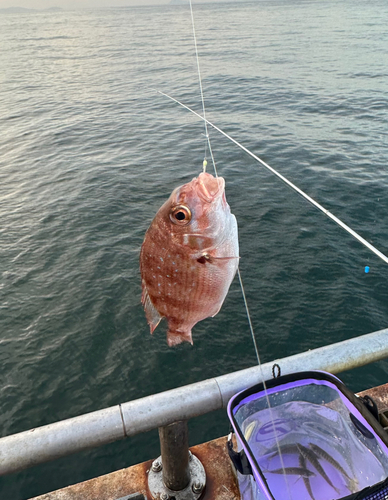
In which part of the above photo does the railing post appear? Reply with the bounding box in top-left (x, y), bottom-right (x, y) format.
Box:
top-left (159, 421), bottom-right (190, 491)
top-left (148, 420), bottom-right (206, 500)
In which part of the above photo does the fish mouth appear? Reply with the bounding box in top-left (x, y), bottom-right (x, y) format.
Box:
top-left (195, 172), bottom-right (225, 203)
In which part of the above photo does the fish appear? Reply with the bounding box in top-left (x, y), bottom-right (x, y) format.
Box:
top-left (140, 172), bottom-right (239, 346)
top-left (299, 450), bottom-right (316, 500)
top-left (267, 441), bottom-right (355, 495)
top-left (308, 443), bottom-right (359, 493)
top-left (308, 443), bottom-right (351, 480)
top-left (267, 443), bottom-right (301, 459)
top-left (265, 466), bottom-right (316, 477)
top-left (297, 444), bottom-right (340, 495)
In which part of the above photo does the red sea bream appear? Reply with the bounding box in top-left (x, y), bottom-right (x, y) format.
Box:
top-left (140, 172), bottom-right (239, 346)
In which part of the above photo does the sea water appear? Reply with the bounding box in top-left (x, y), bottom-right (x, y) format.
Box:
top-left (1, 0), bottom-right (388, 497)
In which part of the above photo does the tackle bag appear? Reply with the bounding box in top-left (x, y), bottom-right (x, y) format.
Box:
top-left (227, 370), bottom-right (388, 500)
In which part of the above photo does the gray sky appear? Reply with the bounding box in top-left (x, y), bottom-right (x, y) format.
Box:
top-left (0, 0), bottom-right (168, 8)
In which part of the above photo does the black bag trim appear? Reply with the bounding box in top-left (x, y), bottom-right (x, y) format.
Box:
top-left (227, 432), bottom-right (253, 476)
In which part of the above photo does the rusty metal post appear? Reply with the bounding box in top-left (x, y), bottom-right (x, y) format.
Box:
top-left (149, 420), bottom-right (206, 499)
top-left (159, 420), bottom-right (190, 491)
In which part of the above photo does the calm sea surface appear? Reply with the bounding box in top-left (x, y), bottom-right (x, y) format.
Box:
top-left (1, 0), bottom-right (388, 497)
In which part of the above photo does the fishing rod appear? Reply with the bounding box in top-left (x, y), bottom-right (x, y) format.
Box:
top-left (155, 89), bottom-right (388, 267)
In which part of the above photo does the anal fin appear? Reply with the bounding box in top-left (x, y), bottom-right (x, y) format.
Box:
top-left (141, 283), bottom-right (163, 334)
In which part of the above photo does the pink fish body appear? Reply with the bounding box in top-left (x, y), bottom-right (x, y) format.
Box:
top-left (140, 172), bottom-right (239, 346)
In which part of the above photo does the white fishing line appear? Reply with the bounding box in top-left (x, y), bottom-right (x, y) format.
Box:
top-left (156, 89), bottom-right (388, 266)
top-left (188, 0), bottom-right (217, 177)
top-left (237, 265), bottom-right (293, 500)
top-left (187, 0), bottom-right (260, 366)
top-left (237, 267), bottom-right (261, 366)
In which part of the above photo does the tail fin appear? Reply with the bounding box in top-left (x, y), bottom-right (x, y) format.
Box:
top-left (166, 328), bottom-right (193, 347)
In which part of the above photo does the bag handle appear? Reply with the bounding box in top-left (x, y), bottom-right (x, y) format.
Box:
top-left (227, 431), bottom-right (253, 476)
top-left (359, 395), bottom-right (379, 421)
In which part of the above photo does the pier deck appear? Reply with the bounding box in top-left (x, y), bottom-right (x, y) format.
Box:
top-left (32, 383), bottom-right (388, 500)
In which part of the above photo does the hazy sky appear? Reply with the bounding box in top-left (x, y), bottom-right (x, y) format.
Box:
top-left (0, 0), bottom-right (168, 8)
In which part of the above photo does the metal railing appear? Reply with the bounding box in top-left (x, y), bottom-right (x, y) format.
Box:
top-left (0, 328), bottom-right (387, 476)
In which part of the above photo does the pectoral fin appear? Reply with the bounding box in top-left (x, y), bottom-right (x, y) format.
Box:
top-left (141, 283), bottom-right (163, 334)
top-left (208, 255), bottom-right (240, 261)
top-left (197, 253), bottom-right (240, 264)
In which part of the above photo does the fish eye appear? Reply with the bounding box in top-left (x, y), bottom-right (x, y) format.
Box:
top-left (169, 205), bottom-right (192, 225)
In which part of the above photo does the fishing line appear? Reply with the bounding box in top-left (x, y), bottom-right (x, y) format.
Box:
top-left (188, 0), bottom-right (217, 177)
top-left (185, 6), bottom-right (293, 498)
top-left (236, 266), bottom-right (293, 500)
top-left (156, 90), bottom-right (388, 267)
top-left (237, 268), bottom-right (261, 366)
top-left (186, 1), bottom-right (261, 367)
